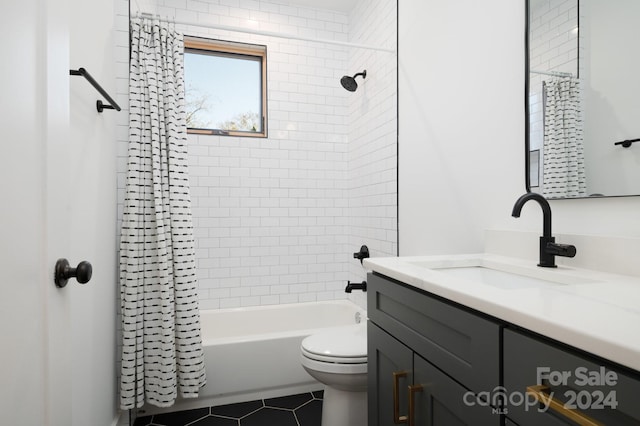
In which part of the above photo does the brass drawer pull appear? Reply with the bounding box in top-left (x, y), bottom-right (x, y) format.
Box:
top-left (408, 384), bottom-right (424, 426)
top-left (393, 371), bottom-right (408, 423)
top-left (526, 385), bottom-right (604, 426)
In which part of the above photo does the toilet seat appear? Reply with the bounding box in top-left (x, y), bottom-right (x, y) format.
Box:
top-left (301, 351), bottom-right (367, 374)
top-left (301, 347), bottom-right (367, 364)
top-left (301, 323), bottom-right (367, 369)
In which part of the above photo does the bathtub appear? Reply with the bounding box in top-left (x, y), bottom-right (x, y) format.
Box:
top-left (140, 299), bottom-right (366, 415)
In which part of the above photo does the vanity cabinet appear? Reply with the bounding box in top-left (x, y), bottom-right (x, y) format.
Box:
top-left (368, 271), bottom-right (640, 426)
top-left (368, 273), bottom-right (501, 426)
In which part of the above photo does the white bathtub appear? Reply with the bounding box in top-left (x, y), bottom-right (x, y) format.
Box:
top-left (141, 300), bottom-right (366, 415)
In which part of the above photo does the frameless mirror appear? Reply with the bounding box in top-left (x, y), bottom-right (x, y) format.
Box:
top-left (526, 0), bottom-right (640, 199)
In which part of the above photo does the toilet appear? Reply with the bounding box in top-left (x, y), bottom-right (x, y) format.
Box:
top-left (300, 322), bottom-right (367, 426)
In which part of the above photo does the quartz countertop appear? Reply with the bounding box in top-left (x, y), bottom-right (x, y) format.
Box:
top-left (363, 253), bottom-right (640, 372)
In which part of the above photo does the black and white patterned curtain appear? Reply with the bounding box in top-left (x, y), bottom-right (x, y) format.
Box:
top-left (119, 17), bottom-right (206, 409)
top-left (542, 77), bottom-right (586, 198)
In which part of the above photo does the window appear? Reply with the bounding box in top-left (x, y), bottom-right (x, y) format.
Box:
top-left (184, 36), bottom-right (267, 137)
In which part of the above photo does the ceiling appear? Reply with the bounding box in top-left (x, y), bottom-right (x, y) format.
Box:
top-left (287, 0), bottom-right (359, 14)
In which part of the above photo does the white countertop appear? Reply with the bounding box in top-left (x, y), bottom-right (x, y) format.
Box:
top-left (364, 253), bottom-right (640, 372)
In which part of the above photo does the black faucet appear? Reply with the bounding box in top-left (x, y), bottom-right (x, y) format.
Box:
top-left (345, 281), bottom-right (367, 293)
top-left (511, 193), bottom-right (576, 268)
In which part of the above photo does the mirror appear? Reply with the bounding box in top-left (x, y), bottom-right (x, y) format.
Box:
top-left (526, 0), bottom-right (640, 199)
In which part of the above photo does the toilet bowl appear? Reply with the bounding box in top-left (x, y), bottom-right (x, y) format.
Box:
top-left (300, 322), bottom-right (367, 426)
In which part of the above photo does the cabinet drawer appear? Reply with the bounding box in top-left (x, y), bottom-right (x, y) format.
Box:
top-left (368, 273), bottom-right (500, 393)
top-left (504, 328), bottom-right (640, 426)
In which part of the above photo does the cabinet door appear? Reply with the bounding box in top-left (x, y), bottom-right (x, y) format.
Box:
top-left (369, 322), bottom-right (413, 426)
top-left (412, 355), bottom-right (501, 426)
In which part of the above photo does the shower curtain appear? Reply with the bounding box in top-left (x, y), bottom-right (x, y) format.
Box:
top-left (542, 77), bottom-right (586, 198)
top-left (119, 17), bottom-right (206, 409)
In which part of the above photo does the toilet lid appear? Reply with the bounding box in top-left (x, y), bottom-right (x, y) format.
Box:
top-left (301, 323), bottom-right (367, 362)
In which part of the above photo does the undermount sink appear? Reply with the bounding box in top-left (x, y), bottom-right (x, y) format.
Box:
top-left (435, 266), bottom-right (568, 290)
top-left (407, 258), bottom-right (597, 290)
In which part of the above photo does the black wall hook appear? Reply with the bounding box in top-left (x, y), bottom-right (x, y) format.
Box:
top-left (55, 259), bottom-right (93, 288)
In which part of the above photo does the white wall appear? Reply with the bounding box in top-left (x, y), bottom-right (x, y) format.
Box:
top-left (69, 0), bottom-right (119, 424)
top-left (399, 0), bottom-right (640, 259)
top-left (399, 0), bottom-right (525, 255)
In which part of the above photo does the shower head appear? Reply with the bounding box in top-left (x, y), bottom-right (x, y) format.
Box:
top-left (340, 70), bottom-right (367, 92)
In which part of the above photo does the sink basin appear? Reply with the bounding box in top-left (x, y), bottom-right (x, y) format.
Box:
top-left (407, 258), bottom-right (597, 290)
top-left (435, 266), bottom-right (566, 290)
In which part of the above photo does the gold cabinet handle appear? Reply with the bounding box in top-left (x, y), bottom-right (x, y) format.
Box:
top-left (408, 384), bottom-right (424, 426)
top-left (526, 385), bottom-right (604, 426)
top-left (393, 371), bottom-right (408, 423)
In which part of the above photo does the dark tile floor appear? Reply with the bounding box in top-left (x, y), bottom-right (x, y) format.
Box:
top-left (133, 391), bottom-right (323, 426)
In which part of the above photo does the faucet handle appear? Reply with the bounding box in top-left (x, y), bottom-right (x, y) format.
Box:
top-left (546, 243), bottom-right (576, 258)
top-left (353, 245), bottom-right (370, 264)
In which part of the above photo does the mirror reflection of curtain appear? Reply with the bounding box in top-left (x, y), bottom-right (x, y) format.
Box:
top-left (542, 77), bottom-right (586, 198)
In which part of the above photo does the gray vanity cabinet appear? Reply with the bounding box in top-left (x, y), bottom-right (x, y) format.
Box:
top-left (368, 273), bottom-right (501, 426)
top-left (367, 271), bottom-right (640, 426)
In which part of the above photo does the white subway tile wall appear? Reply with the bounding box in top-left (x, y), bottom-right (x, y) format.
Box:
top-left (116, 0), bottom-right (397, 312)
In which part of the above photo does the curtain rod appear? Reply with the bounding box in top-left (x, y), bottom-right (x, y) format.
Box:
top-left (531, 69), bottom-right (573, 78)
top-left (137, 12), bottom-right (396, 54)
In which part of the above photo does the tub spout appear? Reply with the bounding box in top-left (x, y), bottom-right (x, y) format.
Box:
top-left (345, 281), bottom-right (367, 293)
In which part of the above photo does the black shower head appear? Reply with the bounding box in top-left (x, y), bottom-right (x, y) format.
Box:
top-left (340, 70), bottom-right (367, 92)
